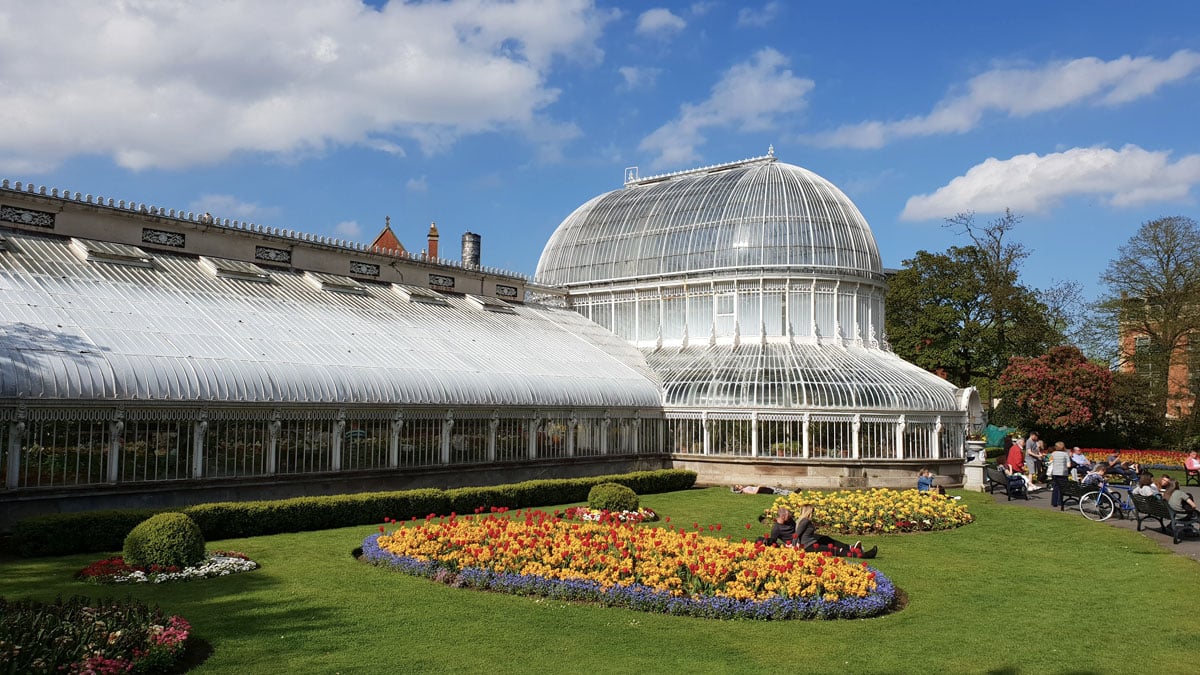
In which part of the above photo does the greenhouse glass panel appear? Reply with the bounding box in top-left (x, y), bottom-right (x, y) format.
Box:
top-left (342, 418), bottom-right (390, 471)
top-left (120, 419), bottom-right (195, 483)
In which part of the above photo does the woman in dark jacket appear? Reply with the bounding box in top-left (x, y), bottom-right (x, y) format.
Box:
top-left (762, 507), bottom-right (798, 545)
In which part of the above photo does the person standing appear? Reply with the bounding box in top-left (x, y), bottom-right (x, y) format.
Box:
top-left (1024, 432), bottom-right (1041, 479)
top-left (1006, 437), bottom-right (1024, 472)
top-left (1047, 441), bottom-right (1071, 507)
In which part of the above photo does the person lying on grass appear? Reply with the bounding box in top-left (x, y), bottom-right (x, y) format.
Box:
top-left (731, 484), bottom-right (793, 495)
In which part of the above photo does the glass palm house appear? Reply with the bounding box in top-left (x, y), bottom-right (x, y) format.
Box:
top-left (537, 152), bottom-right (976, 461)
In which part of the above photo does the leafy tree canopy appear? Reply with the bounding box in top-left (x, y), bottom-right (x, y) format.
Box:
top-left (998, 345), bottom-right (1113, 434)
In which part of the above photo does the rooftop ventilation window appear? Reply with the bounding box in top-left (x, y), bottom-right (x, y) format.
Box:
top-left (200, 256), bottom-right (272, 283)
top-left (466, 294), bottom-right (517, 314)
top-left (393, 284), bottom-right (450, 306)
top-left (69, 237), bottom-right (155, 268)
top-left (304, 270), bottom-right (368, 295)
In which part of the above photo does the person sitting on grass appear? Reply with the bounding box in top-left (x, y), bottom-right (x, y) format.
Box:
top-left (915, 468), bottom-right (960, 500)
top-left (917, 467), bottom-right (935, 493)
top-left (760, 504), bottom-right (877, 559)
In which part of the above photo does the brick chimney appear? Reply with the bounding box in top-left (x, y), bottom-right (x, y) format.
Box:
top-left (427, 221), bottom-right (439, 259)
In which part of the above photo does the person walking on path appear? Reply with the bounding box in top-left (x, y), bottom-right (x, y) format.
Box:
top-left (1047, 441), bottom-right (1071, 507)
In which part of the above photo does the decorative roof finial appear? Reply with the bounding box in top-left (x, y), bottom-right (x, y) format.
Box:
top-left (385, 215), bottom-right (390, 228)
top-left (767, 144), bottom-right (775, 157)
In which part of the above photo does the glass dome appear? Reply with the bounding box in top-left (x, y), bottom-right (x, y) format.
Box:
top-left (536, 156), bottom-right (883, 287)
top-left (535, 154), bottom-right (968, 417)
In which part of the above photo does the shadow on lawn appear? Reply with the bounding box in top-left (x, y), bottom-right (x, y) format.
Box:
top-left (988, 669), bottom-right (1102, 675)
top-left (171, 637), bottom-right (213, 673)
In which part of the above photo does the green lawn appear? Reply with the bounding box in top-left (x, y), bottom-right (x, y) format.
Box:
top-left (2, 488), bottom-right (1198, 674)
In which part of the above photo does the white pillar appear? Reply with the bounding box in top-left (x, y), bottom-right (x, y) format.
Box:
top-left (750, 411), bottom-right (759, 458)
top-left (332, 409), bottom-right (346, 471)
top-left (487, 412), bottom-right (499, 463)
top-left (388, 412), bottom-right (403, 468)
top-left (528, 413), bottom-right (540, 460)
top-left (440, 410), bottom-right (454, 464)
top-left (266, 412), bottom-right (281, 475)
top-left (932, 416), bottom-right (943, 460)
top-left (6, 419), bottom-right (26, 489)
top-left (851, 414), bottom-right (861, 460)
top-left (801, 413), bottom-right (810, 459)
top-left (192, 412), bottom-right (208, 479)
top-left (107, 412), bottom-right (124, 483)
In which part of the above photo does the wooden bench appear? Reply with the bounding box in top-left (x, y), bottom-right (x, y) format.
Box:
top-left (1131, 493), bottom-right (1200, 544)
top-left (984, 465), bottom-right (1028, 501)
top-left (1058, 479), bottom-right (1091, 511)
top-left (1131, 493), bottom-right (1169, 532)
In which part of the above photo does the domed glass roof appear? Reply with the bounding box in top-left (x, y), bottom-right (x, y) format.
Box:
top-left (536, 156), bottom-right (882, 287)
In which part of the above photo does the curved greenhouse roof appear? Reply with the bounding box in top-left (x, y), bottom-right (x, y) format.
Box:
top-left (0, 231), bottom-right (662, 408)
top-left (536, 155), bottom-right (882, 287)
top-left (647, 344), bottom-right (961, 411)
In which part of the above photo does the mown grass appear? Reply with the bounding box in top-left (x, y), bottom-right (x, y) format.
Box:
top-left (2, 488), bottom-right (1198, 674)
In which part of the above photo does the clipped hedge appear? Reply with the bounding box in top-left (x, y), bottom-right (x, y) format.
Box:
top-left (13, 469), bottom-right (696, 557)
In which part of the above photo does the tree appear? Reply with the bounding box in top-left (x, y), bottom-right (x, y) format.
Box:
top-left (886, 235), bottom-right (1061, 403)
top-left (1101, 371), bottom-right (1167, 447)
top-left (998, 346), bottom-right (1113, 435)
top-left (1097, 215), bottom-right (1200, 418)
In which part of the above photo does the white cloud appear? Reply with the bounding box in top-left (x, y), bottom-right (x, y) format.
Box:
top-left (810, 50), bottom-right (1200, 149)
top-left (737, 2), bottom-right (782, 28)
top-left (333, 220), bottom-right (361, 238)
top-left (406, 176), bottom-right (428, 193)
top-left (901, 144), bottom-right (1200, 220)
top-left (619, 65), bottom-right (661, 90)
top-left (639, 48), bottom-right (814, 168)
top-left (188, 194), bottom-right (282, 224)
top-left (0, 0), bottom-right (613, 173)
top-left (635, 8), bottom-right (686, 38)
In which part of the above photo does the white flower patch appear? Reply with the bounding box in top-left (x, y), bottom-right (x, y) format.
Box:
top-left (113, 555), bottom-right (259, 584)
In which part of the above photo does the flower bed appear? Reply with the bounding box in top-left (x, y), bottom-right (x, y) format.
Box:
top-left (769, 489), bottom-right (974, 535)
top-left (560, 506), bottom-right (659, 523)
top-left (361, 509), bottom-right (896, 620)
top-left (0, 595), bottom-right (190, 673)
top-left (1080, 449), bottom-right (1187, 470)
top-left (77, 550), bottom-right (258, 584)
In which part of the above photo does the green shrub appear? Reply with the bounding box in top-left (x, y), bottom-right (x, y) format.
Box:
top-left (588, 482), bottom-right (639, 512)
top-left (122, 512), bottom-right (206, 568)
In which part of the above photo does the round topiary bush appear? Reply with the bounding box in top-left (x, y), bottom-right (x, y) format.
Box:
top-left (587, 482), bottom-right (639, 512)
top-left (123, 512), bottom-right (206, 569)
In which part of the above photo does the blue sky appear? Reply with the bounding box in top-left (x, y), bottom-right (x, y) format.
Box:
top-left (2, 0), bottom-right (1198, 301)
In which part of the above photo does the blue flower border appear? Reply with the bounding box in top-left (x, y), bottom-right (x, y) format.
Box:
top-left (361, 533), bottom-right (897, 620)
